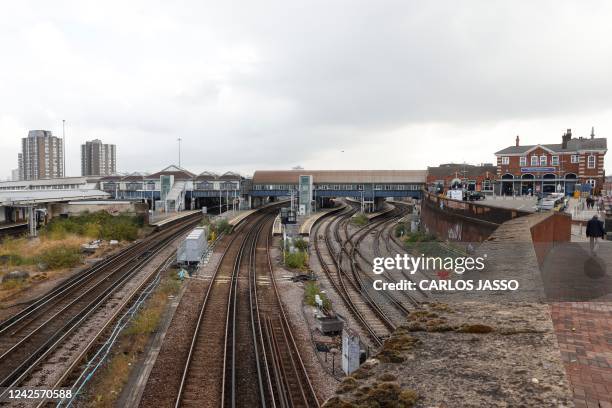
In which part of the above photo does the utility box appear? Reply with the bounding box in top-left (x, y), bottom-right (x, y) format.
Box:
top-left (177, 226), bottom-right (208, 265)
top-left (342, 328), bottom-right (360, 375)
top-left (316, 315), bottom-right (344, 335)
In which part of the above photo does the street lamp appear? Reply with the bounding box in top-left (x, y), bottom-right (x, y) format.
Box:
top-left (177, 138), bottom-right (182, 167)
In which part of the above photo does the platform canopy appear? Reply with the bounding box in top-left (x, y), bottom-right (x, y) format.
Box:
top-left (0, 189), bottom-right (110, 205)
top-left (252, 169), bottom-right (427, 184)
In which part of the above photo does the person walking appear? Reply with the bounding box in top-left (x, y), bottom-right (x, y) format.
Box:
top-left (586, 214), bottom-right (605, 255)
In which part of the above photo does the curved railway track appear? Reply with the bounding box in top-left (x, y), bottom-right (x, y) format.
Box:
top-left (0, 213), bottom-right (202, 398)
top-left (312, 200), bottom-right (429, 347)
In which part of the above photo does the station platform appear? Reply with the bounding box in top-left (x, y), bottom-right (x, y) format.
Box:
top-left (0, 221), bottom-right (28, 231)
top-left (273, 215), bottom-right (282, 236)
top-left (299, 206), bottom-right (345, 236)
top-left (149, 210), bottom-right (201, 228)
top-left (226, 209), bottom-right (258, 227)
top-left (364, 202), bottom-right (394, 220)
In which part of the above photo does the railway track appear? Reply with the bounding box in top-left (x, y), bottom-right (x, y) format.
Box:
top-left (312, 207), bottom-right (392, 346)
top-left (311, 200), bottom-right (432, 347)
top-left (176, 206), bottom-right (318, 408)
top-left (0, 212), bottom-right (202, 399)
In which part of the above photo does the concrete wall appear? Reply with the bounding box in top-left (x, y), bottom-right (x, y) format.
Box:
top-left (530, 212), bottom-right (572, 267)
top-left (49, 201), bottom-right (148, 218)
top-left (420, 192), bottom-right (529, 242)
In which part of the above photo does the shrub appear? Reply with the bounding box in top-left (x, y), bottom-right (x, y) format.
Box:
top-left (394, 223), bottom-right (408, 237)
top-left (293, 238), bottom-right (308, 252)
top-left (285, 251), bottom-right (307, 269)
top-left (42, 211), bottom-right (141, 241)
top-left (215, 219), bottom-right (232, 235)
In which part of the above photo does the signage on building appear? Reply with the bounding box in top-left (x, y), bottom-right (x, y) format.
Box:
top-left (520, 167), bottom-right (556, 173)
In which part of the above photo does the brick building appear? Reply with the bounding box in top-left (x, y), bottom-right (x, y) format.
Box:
top-left (427, 163), bottom-right (496, 193)
top-left (494, 128), bottom-right (606, 195)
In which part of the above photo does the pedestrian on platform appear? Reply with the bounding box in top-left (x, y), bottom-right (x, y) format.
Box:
top-left (586, 214), bottom-right (605, 255)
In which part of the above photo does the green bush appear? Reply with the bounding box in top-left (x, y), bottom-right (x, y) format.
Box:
top-left (38, 245), bottom-right (82, 269)
top-left (285, 251), bottom-right (307, 269)
top-left (215, 219), bottom-right (232, 235)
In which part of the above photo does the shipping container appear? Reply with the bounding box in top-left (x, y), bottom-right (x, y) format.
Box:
top-left (177, 226), bottom-right (209, 265)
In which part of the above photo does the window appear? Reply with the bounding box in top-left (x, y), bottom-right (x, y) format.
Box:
top-left (501, 156), bottom-right (509, 165)
top-left (551, 156), bottom-right (559, 166)
top-left (531, 156), bottom-right (538, 166)
top-left (571, 155), bottom-right (579, 163)
top-left (540, 155), bottom-right (547, 166)
top-left (588, 155), bottom-right (596, 168)
top-left (519, 157), bottom-right (526, 166)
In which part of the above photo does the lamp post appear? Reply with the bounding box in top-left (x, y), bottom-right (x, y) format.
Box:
top-left (177, 138), bottom-right (182, 167)
top-left (62, 119), bottom-right (66, 177)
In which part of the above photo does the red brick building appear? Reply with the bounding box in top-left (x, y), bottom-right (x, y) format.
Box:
top-left (427, 163), bottom-right (496, 193)
top-left (494, 128), bottom-right (606, 195)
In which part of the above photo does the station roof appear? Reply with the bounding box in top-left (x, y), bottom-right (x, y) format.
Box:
top-left (495, 138), bottom-right (607, 155)
top-left (427, 163), bottom-right (497, 179)
top-left (252, 170), bottom-right (427, 184)
top-left (146, 165), bottom-right (196, 180)
top-left (0, 176), bottom-right (101, 189)
top-left (0, 189), bottom-right (110, 205)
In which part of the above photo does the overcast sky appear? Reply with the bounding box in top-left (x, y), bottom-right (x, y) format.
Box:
top-left (1, 1), bottom-right (612, 179)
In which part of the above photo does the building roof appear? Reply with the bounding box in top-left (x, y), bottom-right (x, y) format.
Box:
top-left (218, 171), bottom-right (242, 181)
top-left (146, 165), bottom-right (196, 180)
top-left (427, 163), bottom-right (497, 179)
top-left (0, 189), bottom-right (110, 205)
top-left (495, 137), bottom-right (607, 155)
top-left (195, 171), bottom-right (219, 181)
top-left (0, 177), bottom-right (100, 189)
top-left (252, 170), bottom-right (427, 184)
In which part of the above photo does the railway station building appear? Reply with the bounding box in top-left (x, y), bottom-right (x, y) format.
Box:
top-left (426, 163), bottom-right (496, 194)
top-left (494, 129), bottom-right (607, 195)
top-left (100, 165), bottom-right (247, 213)
top-left (251, 170), bottom-right (426, 214)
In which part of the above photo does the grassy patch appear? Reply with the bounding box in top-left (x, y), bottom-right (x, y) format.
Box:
top-left (43, 211), bottom-right (142, 241)
top-left (0, 278), bottom-right (29, 291)
top-left (39, 245), bottom-right (82, 269)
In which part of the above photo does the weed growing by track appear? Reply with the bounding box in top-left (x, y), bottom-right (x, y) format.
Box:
top-left (304, 281), bottom-right (331, 309)
top-left (351, 213), bottom-right (369, 226)
top-left (285, 251), bottom-right (308, 269)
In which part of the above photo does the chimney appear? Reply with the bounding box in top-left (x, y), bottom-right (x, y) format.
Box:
top-left (515, 135), bottom-right (520, 147)
top-left (591, 126), bottom-right (595, 139)
top-left (562, 128), bottom-right (571, 149)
